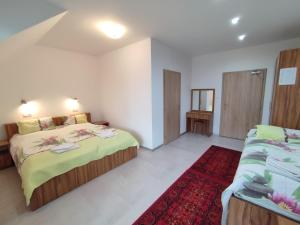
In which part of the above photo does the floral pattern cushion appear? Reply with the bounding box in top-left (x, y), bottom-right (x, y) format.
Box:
top-left (286, 129), bottom-right (300, 144)
top-left (64, 116), bottom-right (76, 125)
top-left (39, 117), bottom-right (55, 130)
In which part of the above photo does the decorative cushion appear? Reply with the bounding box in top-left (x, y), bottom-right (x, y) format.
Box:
top-left (256, 125), bottom-right (285, 141)
top-left (286, 129), bottom-right (300, 144)
top-left (39, 117), bottom-right (55, 130)
top-left (64, 116), bottom-right (76, 125)
top-left (75, 114), bottom-right (88, 124)
top-left (17, 119), bottom-right (41, 135)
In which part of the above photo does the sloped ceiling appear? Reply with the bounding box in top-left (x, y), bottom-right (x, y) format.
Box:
top-left (0, 12), bottom-right (67, 64)
top-left (0, 0), bottom-right (65, 41)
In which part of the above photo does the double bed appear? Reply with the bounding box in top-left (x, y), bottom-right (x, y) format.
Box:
top-left (223, 127), bottom-right (300, 225)
top-left (5, 113), bottom-right (139, 210)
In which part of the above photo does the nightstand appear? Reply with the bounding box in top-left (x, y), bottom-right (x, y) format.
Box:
top-left (0, 140), bottom-right (13, 170)
top-left (93, 121), bottom-right (109, 126)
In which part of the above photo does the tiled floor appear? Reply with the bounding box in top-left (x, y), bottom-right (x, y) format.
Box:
top-left (0, 133), bottom-right (243, 225)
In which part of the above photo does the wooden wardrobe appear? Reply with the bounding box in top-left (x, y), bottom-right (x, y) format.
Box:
top-left (270, 48), bottom-right (300, 129)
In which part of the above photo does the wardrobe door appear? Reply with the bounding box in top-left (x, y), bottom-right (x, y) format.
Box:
top-left (271, 49), bottom-right (300, 129)
top-left (220, 69), bottom-right (266, 139)
top-left (164, 70), bottom-right (181, 144)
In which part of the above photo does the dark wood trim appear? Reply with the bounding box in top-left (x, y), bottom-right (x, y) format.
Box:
top-left (163, 69), bottom-right (181, 144)
top-left (93, 121), bottom-right (109, 126)
top-left (258, 69), bottom-right (267, 123)
top-left (270, 48), bottom-right (300, 129)
top-left (186, 111), bottom-right (213, 136)
top-left (269, 58), bottom-right (280, 124)
top-left (228, 196), bottom-right (299, 225)
top-left (29, 146), bottom-right (137, 210)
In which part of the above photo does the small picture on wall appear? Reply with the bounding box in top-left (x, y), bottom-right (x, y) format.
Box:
top-left (279, 67), bottom-right (297, 85)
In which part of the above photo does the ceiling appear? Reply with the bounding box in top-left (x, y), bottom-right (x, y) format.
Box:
top-left (4, 0), bottom-right (300, 56)
top-left (0, 0), bottom-right (64, 41)
top-left (0, 13), bottom-right (66, 64)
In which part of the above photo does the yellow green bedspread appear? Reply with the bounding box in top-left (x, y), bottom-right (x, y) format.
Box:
top-left (9, 123), bottom-right (139, 205)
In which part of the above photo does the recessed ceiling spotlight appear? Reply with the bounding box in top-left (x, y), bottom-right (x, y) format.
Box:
top-left (238, 34), bottom-right (246, 41)
top-left (231, 17), bottom-right (240, 25)
top-left (97, 21), bottom-right (126, 39)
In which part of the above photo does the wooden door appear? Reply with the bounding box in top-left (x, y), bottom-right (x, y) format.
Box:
top-left (270, 48), bottom-right (300, 129)
top-left (164, 70), bottom-right (181, 144)
top-left (220, 69), bottom-right (266, 139)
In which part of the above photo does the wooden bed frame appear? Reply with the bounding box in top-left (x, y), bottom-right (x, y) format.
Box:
top-left (30, 146), bottom-right (137, 210)
top-left (228, 48), bottom-right (300, 225)
top-left (228, 196), bottom-right (299, 225)
top-left (4, 113), bottom-right (138, 210)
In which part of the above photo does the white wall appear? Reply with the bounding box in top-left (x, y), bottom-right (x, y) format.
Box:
top-left (151, 39), bottom-right (192, 148)
top-left (0, 12), bottom-right (100, 140)
top-left (93, 38), bottom-right (191, 149)
top-left (3, 19), bottom-right (298, 149)
top-left (0, 45), bottom-right (100, 139)
top-left (0, 34), bottom-right (189, 150)
top-left (95, 39), bottom-right (153, 148)
top-left (192, 37), bottom-right (300, 135)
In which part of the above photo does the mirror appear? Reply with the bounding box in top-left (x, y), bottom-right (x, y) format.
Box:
top-left (191, 89), bottom-right (215, 112)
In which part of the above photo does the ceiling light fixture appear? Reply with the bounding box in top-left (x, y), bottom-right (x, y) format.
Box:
top-left (231, 17), bottom-right (240, 25)
top-left (238, 34), bottom-right (246, 41)
top-left (97, 21), bottom-right (126, 39)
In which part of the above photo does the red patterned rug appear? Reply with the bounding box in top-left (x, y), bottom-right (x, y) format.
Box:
top-left (133, 145), bottom-right (241, 225)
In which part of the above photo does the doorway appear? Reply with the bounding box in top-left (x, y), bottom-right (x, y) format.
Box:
top-left (220, 69), bottom-right (266, 139)
top-left (164, 69), bottom-right (181, 144)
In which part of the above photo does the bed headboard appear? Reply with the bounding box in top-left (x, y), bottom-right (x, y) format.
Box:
top-left (4, 112), bottom-right (91, 141)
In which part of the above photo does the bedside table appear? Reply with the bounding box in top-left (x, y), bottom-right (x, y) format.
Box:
top-left (93, 121), bottom-right (109, 126)
top-left (0, 140), bottom-right (14, 170)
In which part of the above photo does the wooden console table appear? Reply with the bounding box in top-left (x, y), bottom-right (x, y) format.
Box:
top-left (186, 111), bottom-right (213, 136)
